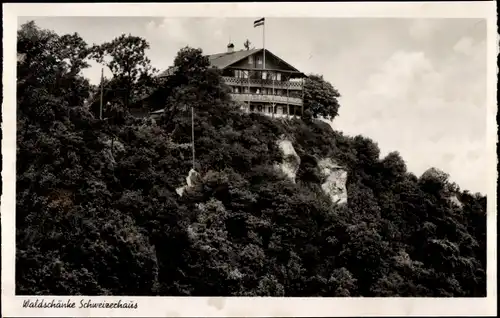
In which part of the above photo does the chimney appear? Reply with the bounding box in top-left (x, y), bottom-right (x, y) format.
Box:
top-left (227, 43), bottom-right (235, 53)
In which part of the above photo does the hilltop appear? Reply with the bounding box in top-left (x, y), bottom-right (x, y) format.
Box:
top-left (15, 21), bottom-right (487, 297)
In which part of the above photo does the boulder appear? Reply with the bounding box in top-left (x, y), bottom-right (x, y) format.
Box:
top-left (318, 158), bottom-right (348, 205)
top-left (275, 139), bottom-right (301, 183)
top-left (448, 195), bottom-right (464, 208)
top-left (176, 168), bottom-right (199, 197)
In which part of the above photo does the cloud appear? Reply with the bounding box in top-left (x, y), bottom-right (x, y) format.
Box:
top-left (453, 36), bottom-right (475, 55)
top-left (334, 34), bottom-right (486, 193)
top-left (146, 18), bottom-right (190, 44)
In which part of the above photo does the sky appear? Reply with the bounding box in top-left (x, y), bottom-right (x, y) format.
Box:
top-left (17, 17), bottom-right (488, 194)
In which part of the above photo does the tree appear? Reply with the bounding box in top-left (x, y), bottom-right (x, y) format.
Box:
top-left (17, 21), bottom-right (92, 122)
top-left (303, 74), bottom-right (341, 120)
top-left (419, 167), bottom-right (451, 196)
top-left (158, 46), bottom-right (231, 127)
top-left (172, 46), bottom-right (211, 84)
top-left (89, 34), bottom-right (158, 109)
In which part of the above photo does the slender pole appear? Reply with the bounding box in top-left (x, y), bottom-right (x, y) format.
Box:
top-left (99, 68), bottom-right (104, 119)
top-left (247, 70), bottom-right (250, 112)
top-left (272, 72), bottom-right (275, 118)
top-left (263, 21), bottom-right (266, 116)
top-left (263, 20), bottom-right (266, 69)
top-left (301, 77), bottom-right (305, 117)
top-left (191, 106), bottom-right (195, 169)
top-left (287, 74), bottom-right (290, 119)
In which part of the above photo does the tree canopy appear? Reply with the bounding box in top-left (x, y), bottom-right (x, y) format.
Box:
top-left (15, 21), bottom-right (487, 297)
top-left (303, 74), bottom-right (341, 120)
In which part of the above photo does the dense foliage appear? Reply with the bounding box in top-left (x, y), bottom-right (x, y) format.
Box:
top-left (303, 74), bottom-right (341, 120)
top-left (16, 22), bottom-right (487, 297)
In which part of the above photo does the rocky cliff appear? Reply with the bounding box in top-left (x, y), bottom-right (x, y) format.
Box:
top-left (176, 168), bottom-right (200, 197)
top-left (275, 138), bottom-right (348, 205)
top-left (318, 158), bottom-right (348, 205)
top-left (275, 139), bottom-right (301, 183)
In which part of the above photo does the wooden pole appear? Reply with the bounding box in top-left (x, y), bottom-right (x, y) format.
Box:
top-left (287, 74), bottom-right (290, 119)
top-left (272, 71), bottom-right (275, 119)
top-left (191, 106), bottom-right (195, 170)
top-left (263, 20), bottom-right (266, 117)
top-left (301, 77), bottom-right (305, 117)
top-left (99, 68), bottom-right (104, 120)
top-left (247, 70), bottom-right (250, 112)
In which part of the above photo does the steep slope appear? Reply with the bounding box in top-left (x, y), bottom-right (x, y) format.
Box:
top-left (16, 97), bottom-right (487, 296)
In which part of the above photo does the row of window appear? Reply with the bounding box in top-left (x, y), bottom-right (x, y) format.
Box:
top-left (250, 104), bottom-right (290, 115)
top-left (234, 69), bottom-right (282, 81)
top-left (231, 86), bottom-right (301, 98)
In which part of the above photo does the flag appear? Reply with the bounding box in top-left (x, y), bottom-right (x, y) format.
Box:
top-left (254, 17), bottom-right (265, 28)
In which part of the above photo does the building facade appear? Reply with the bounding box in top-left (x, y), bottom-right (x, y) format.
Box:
top-left (159, 44), bottom-right (307, 118)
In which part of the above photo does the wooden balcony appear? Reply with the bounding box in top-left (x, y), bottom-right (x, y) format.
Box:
top-left (230, 93), bottom-right (303, 106)
top-left (222, 76), bottom-right (303, 91)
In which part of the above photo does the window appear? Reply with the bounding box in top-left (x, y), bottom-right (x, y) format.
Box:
top-left (235, 70), bottom-right (246, 78)
top-left (234, 87), bottom-right (240, 93)
top-left (244, 87), bottom-right (249, 93)
top-left (248, 56), bottom-right (253, 64)
top-left (276, 72), bottom-right (281, 81)
top-left (262, 71), bottom-right (267, 80)
top-left (257, 57), bottom-right (262, 65)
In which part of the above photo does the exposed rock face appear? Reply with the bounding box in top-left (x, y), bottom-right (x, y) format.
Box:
top-left (448, 195), bottom-right (464, 208)
top-left (275, 139), bottom-right (301, 183)
top-left (318, 158), bottom-right (348, 205)
top-left (176, 168), bottom-right (199, 197)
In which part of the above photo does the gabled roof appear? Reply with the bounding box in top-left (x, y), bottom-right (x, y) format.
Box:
top-left (158, 48), bottom-right (304, 78)
top-left (159, 66), bottom-right (177, 77)
top-left (207, 48), bottom-right (261, 69)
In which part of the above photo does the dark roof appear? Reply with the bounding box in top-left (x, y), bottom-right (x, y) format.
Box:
top-left (158, 48), bottom-right (303, 77)
top-left (208, 48), bottom-right (261, 69)
top-left (158, 66), bottom-right (178, 78)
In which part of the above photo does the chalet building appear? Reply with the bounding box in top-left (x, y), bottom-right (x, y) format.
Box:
top-left (158, 43), bottom-right (307, 118)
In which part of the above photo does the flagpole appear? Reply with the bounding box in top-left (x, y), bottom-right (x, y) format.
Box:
top-left (263, 18), bottom-right (266, 69)
top-left (263, 18), bottom-right (267, 116)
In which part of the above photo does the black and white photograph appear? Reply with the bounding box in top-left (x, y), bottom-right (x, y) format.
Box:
top-left (2, 2), bottom-right (497, 317)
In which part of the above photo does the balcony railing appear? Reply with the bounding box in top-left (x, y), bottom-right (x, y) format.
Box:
top-left (222, 77), bottom-right (303, 90)
top-left (230, 93), bottom-right (303, 106)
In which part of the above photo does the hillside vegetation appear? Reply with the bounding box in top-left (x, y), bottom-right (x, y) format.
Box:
top-left (16, 22), bottom-right (487, 297)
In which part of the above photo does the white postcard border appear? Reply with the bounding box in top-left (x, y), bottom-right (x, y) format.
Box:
top-left (2, 2), bottom-right (497, 317)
